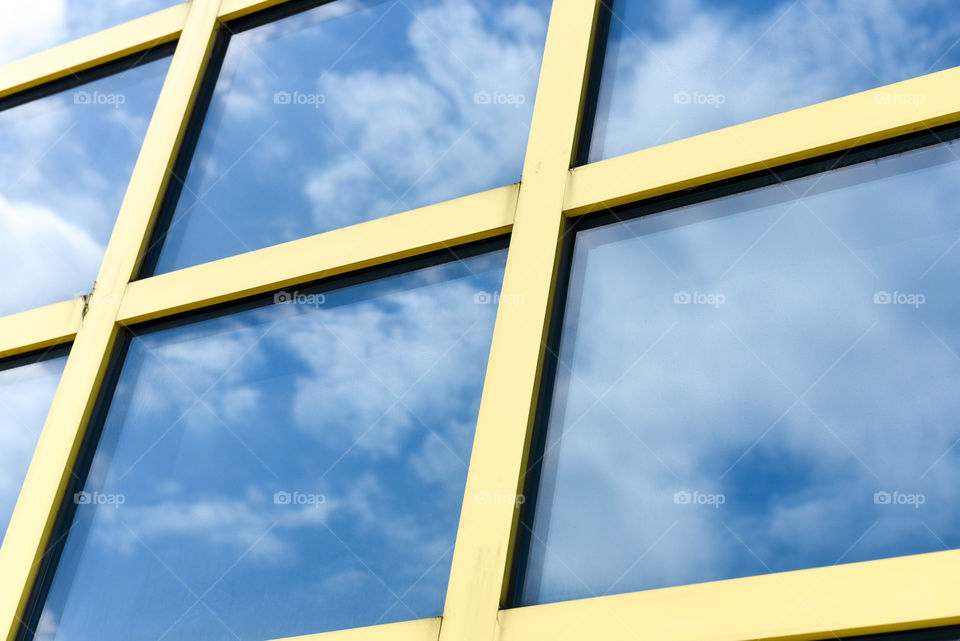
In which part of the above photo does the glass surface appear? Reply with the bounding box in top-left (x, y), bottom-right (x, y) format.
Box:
top-left (587, 0), bottom-right (960, 162)
top-left (0, 351), bottom-right (68, 544)
top-left (36, 248), bottom-right (507, 641)
top-left (0, 57), bottom-right (170, 316)
top-left (0, 1), bottom-right (184, 65)
top-left (520, 135), bottom-right (960, 605)
top-left (147, 0), bottom-right (550, 274)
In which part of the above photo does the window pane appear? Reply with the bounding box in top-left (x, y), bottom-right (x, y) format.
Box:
top-left (519, 134), bottom-right (960, 606)
top-left (0, 56), bottom-right (169, 316)
top-left (1, 1), bottom-right (184, 65)
top-left (586, 0), bottom-right (960, 162)
top-left (146, 0), bottom-right (549, 274)
top-left (0, 350), bottom-right (68, 544)
top-left (36, 248), bottom-right (507, 640)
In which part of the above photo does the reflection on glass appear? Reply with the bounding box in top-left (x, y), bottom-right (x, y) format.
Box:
top-left (36, 248), bottom-right (507, 640)
top-left (587, 0), bottom-right (960, 162)
top-left (147, 0), bottom-right (550, 274)
top-left (519, 135), bottom-right (960, 606)
top-left (0, 350), bottom-right (68, 544)
top-left (0, 1), bottom-right (183, 65)
top-left (0, 57), bottom-right (170, 316)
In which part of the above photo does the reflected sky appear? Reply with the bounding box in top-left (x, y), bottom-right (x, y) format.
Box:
top-left (587, 0), bottom-right (960, 161)
top-left (36, 249), bottom-right (506, 641)
top-left (0, 351), bottom-right (68, 544)
top-left (0, 57), bottom-right (169, 316)
top-left (147, 0), bottom-right (550, 274)
top-left (0, 1), bottom-right (183, 66)
top-left (520, 136), bottom-right (960, 606)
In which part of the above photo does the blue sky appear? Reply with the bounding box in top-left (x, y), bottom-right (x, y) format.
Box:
top-left (0, 354), bottom-right (67, 543)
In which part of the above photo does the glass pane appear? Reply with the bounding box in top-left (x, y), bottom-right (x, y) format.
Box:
top-left (146, 0), bottom-right (550, 274)
top-left (0, 56), bottom-right (169, 316)
top-left (519, 134), bottom-right (960, 605)
top-left (0, 350), bottom-right (68, 543)
top-left (36, 248), bottom-right (507, 640)
top-left (587, 0), bottom-right (960, 162)
top-left (0, 1), bottom-right (184, 66)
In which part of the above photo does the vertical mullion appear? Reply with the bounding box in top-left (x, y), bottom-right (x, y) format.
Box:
top-left (438, 2), bottom-right (602, 641)
top-left (0, 2), bottom-right (223, 640)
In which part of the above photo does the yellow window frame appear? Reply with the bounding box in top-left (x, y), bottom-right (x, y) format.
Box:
top-left (0, 1), bottom-right (958, 641)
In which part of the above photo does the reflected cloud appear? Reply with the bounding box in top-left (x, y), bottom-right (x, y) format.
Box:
top-left (36, 250), bottom-right (506, 641)
top-left (522, 137), bottom-right (960, 604)
top-left (590, 0), bottom-right (960, 160)
top-left (150, 0), bottom-right (550, 272)
top-left (0, 57), bottom-right (169, 315)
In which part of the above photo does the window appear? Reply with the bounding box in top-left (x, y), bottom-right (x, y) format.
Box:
top-left (143, 0), bottom-right (551, 274)
top-left (0, 1), bottom-right (184, 66)
top-left (584, 0), bottom-right (960, 162)
top-left (32, 247), bottom-right (506, 641)
top-left (516, 130), bottom-right (960, 606)
top-left (0, 349), bottom-right (68, 543)
top-left (0, 54), bottom-right (170, 315)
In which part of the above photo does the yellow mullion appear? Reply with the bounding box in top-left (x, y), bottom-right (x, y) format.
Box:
top-left (438, 2), bottom-right (601, 641)
top-left (0, 2), bottom-right (190, 99)
top-left (0, 2), bottom-right (223, 640)
top-left (267, 618), bottom-right (440, 641)
top-left (499, 550), bottom-right (960, 641)
top-left (564, 65), bottom-right (960, 217)
top-left (116, 184), bottom-right (517, 325)
top-left (0, 300), bottom-right (83, 361)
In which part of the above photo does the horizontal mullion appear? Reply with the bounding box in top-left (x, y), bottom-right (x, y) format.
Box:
top-left (218, 0), bottom-right (296, 21)
top-left (0, 299), bottom-right (83, 359)
top-left (267, 618), bottom-right (440, 641)
top-left (0, 2), bottom-right (189, 98)
top-left (499, 550), bottom-right (960, 641)
top-left (565, 66), bottom-right (960, 216)
top-left (117, 184), bottom-right (518, 325)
